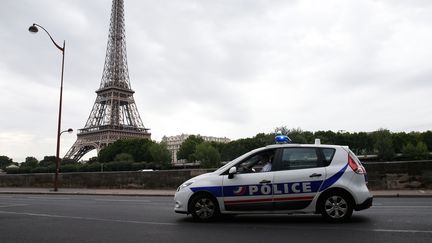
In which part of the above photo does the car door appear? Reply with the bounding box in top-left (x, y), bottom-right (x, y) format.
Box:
top-left (272, 147), bottom-right (326, 211)
top-left (221, 150), bottom-right (276, 211)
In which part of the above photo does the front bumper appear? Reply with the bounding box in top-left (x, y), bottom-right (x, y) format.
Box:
top-left (174, 188), bottom-right (194, 214)
top-left (355, 196), bottom-right (373, 211)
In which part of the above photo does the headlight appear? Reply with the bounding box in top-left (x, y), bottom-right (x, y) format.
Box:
top-left (177, 181), bottom-right (194, 192)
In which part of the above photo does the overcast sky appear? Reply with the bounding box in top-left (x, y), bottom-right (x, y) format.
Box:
top-left (1, 0), bottom-right (432, 162)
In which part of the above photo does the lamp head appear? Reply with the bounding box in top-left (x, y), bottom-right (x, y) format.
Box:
top-left (67, 128), bottom-right (73, 133)
top-left (28, 25), bottom-right (38, 33)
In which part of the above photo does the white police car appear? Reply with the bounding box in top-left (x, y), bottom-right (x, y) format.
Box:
top-left (174, 142), bottom-right (373, 222)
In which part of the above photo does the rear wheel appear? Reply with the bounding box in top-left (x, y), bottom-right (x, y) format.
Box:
top-left (189, 194), bottom-right (220, 222)
top-left (320, 193), bottom-right (353, 222)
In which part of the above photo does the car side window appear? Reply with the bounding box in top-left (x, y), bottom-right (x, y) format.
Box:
top-left (321, 148), bottom-right (336, 166)
top-left (234, 150), bottom-right (275, 174)
top-left (278, 148), bottom-right (320, 170)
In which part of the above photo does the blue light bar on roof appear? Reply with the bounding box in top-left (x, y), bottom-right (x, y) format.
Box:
top-left (275, 134), bottom-right (292, 144)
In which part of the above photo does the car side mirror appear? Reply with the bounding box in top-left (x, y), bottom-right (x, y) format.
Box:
top-left (228, 167), bottom-right (237, 179)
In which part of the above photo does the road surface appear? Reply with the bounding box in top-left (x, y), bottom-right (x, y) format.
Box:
top-left (0, 195), bottom-right (431, 243)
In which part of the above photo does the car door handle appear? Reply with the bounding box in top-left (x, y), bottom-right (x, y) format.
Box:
top-left (309, 173), bottom-right (322, 178)
top-left (259, 180), bottom-right (271, 184)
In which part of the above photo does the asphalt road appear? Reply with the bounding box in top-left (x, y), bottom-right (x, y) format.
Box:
top-left (0, 195), bottom-right (431, 243)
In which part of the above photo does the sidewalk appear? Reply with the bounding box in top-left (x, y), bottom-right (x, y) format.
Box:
top-left (0, 187), bottom-right (431, 197)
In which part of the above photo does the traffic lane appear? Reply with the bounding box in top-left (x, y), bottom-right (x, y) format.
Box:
top-left (0, 195), bottom-right (431, 243)
top-left (0, 195), bottom-right (431, 227)
top-left (0, 211), bottom-right (430, 243)
top-left (0, 194), bottom-right (174, 223)
top-left (364, 197), bottom-right (432, 232)
top-left (3, 195), bottom-right (430, 232)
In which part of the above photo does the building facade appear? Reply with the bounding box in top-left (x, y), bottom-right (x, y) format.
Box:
top-left (162, 134), bottom-right (230, 164)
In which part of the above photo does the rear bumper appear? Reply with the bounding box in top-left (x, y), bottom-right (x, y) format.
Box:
top-left (355, 196), bottom-right (373, 211)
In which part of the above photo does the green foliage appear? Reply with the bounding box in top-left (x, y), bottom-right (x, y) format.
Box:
top-left (177, 135), bottom-right (204, 162)
top-left (103, 161), bottom-right (133, 171)
top-left (97, 139), bottom-right (172, 169)
top-left (220, 139), bottom-right (248, 161)
top-left (31, 166), bottom-right (53, 173)
top-left (21, 157), bottom-right (39, 168)
top-left (4, 167), bottom-right (19, 174)
top-left (61, 164), bottom-right (81, 173)
top-left (114, 153), bottom-right (135, 162)
top-left (373, 129), bottom-right (395, 160)
top-left (39, 156), bottom-right (57, 167)
top-left (78, 163), bottom-right (103, 172)
top-left (286, 128), bottom-right (309, 144)
top-left (61, 158), bottom-right (78, 165)
top-left (98, 138), bottom-right (154, 163)
top-left (194, 142), bottom-right (221, 168)
top-left (421, 131), bottom-right (432, 151)
top-left (0, 155), bottom-right (13, 169)
top-left (149, 142), bottom-right (171, 169)
top-left (402, 142), bottom-right (429, 160)
top-left (87, 157), bottom-right (99, 164)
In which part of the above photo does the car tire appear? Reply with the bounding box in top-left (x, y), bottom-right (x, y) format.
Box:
top-left (189, 193), bottom-right (220, 222)
top-left (319, 192), bottom-right (353, 223)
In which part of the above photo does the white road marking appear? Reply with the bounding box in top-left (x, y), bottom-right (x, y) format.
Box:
top-left (0, 204), bottom-right (29, 208)
top-left (0, 210), bottom-right (178, 226)
top-left (372, 229), bottom-right (432, 234)
top-left (94, 199), bottom-right (151, 203)
top-left (27, 197), bottom-right (71, 200)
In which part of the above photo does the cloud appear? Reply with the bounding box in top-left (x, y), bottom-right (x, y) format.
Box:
top-left (1, 0), bottom-right (432, 161)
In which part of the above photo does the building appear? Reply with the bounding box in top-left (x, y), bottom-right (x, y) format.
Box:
top-left (162, 134), bottom-right (230, 164)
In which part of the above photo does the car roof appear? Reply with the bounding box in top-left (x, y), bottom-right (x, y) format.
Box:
top-left (264, 143), bottom-right (344, 149)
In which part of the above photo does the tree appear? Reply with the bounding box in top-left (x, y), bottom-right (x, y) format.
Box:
top-left (287, 128), bottom-right (308, 144)
top-left (38, 156), bottom-right (56, 167)
top-left (62, 158), bottom-right (78, 165)
top-left (87, 156), bottom-right (99, 164)
top-left (421, 131), bottom-right (432, 151)
top-left (177, 135), bottom-right (204, 162)
top-left (98, 139), bottom-right (154, 163)
top-left (194, 142), bottom-right (221, 168)
top-left (314, 130), bottom-right (337, 144)
top-left (402, 142), bottom-right (429, 160)
top-left (114, 153), bottom-right (135, 162)
top-left (220, 140), bottom-right (248, 161)
top-left (21, 157), bottom-right (39, 168)
top-left (0, 155), bottom-right (13, 169)
top-left (373, 129), bottom-right (395, 161)
top-left (350, 132), bottom-right (374, 155)
top-left (149, 142), bottom-right (171, 168)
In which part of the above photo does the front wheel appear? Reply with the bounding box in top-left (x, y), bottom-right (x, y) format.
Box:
top-left (189, 194), bottom-right (220, 222)
top-left (319, 193), bottom-right (353, 222)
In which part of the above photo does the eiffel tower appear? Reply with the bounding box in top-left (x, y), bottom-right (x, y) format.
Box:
top-left (65, 0), bottom-right (151, 161)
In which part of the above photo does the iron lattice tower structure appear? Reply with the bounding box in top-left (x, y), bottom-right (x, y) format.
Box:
top-left (65, 0), bottom-right (150, 161)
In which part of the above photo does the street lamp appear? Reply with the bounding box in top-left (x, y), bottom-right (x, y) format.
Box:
top-left (61, 128), bottom-right (74, 135)
top-left (28, 23), bottom-right (66, 192)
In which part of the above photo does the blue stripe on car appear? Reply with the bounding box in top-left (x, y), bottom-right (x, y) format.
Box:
top-left (319, 163), bottom-right (348, 192)
top-left (190, 186), bottom-right (223, 197)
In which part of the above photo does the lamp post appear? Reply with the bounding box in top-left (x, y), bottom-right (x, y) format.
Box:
top-left (28, 23), bottom-right (66, 192)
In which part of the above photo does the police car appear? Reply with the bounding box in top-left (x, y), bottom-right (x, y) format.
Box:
top-left (174, 139), bottom-right (373, 222)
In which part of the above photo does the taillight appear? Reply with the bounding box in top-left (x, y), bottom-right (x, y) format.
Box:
top-left (348, 154), bottom-right (366, 174)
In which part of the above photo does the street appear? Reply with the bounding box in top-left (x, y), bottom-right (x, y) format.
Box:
top-left (0, 195), bottom-right (431, 243)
